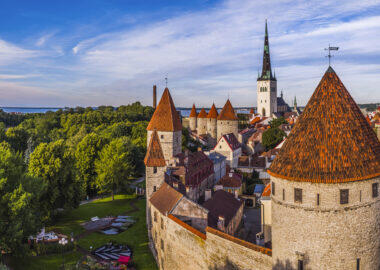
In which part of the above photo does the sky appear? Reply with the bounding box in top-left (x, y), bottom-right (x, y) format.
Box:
top-left (1, 0), bottom-right (380, 108)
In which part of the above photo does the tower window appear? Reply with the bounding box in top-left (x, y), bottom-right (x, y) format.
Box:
top-left (272, 182), bottom-right (275, 195)
top-left (154, 211), bottom-right (157, 222)
top-left (317, 194), bottom-right (320, 206)
top-left (153, 186), bottom-right (157, 192)
top-left (360, 190), bottom-right (362, 202)
top-left (298, 260), bottom-right (303, 270)
top-left (340, 189), bottom-right (349, 204)
top-left (161, 239), bottom-right (164, 251)
top-left (294, 188), bottom-right (302, 203)
top-left (372, 183), bottom-right (378, 198)
top-left (161, 217), bottom-right (164, 229)
top-left (356, 258), bottom-right (360, 270)
top-left (161, 135), bottom-right (164, 139)
top-left (282, 189), bottom-right (285, 200)
top-left (153, 167), bottom-right (157, 173)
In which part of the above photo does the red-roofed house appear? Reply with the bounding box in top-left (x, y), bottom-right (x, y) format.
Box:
top-left (212, 133), bottom-right (242, 168)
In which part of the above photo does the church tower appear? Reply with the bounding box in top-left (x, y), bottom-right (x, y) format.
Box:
top-left (146, 87), bottom-right (182, 163)
top-left (257, 20), bottom-right (277, 117)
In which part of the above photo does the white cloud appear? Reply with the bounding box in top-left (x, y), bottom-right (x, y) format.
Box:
top-left (1, 0), bottom-right (380, 107)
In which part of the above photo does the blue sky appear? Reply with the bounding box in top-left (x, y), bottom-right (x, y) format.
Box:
top-left (1, 0), bottom-right (380, 107)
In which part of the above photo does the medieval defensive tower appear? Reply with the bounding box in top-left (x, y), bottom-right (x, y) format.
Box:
top-left (206, 103), bottom-right (218, 146)
top-left (197, 108), bottom-right (208, 135)
top-left (189, 104), bottom-right (197, 131)
top-left (146, 87), bottom-right (182, 163)
top-left (257, 21), bottom-right (277, 117)
top-left (217, 99), bottom-right (238, 141)
top-left (268, 67), bottom-right (380, 269)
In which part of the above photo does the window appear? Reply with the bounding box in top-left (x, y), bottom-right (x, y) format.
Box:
top-left (153, 186), bottom-right (157, 192)
top-left (298, 260), bottom-right (303, 270)
top-left (356, 258), bottom-right (360, 270)
top-left (219, 145), bottom-right (222, 149)
top-left (340, 189), bottom-right (349, 204)
top-left (161, 217), bottom-right (164, 229)
top-left (317, 194), bottom-right (320, 206)
top-left (372, 183), bottom-right (378, 198)
top-left (359, 190), bottom-right (362, 202)
top-left (154, 211), bottom-right (157, 222)
top-left (294, 188), bottom-right (302, 203)
top-left (272, 182), bottom-right (275, 196)
top-left (153, 167), bottom-right (157, 173)
top-left (161, 135), bottom-right (164, 139)
top-left (282, 189), bottom-right (285, 200)
top-left (161, 239), bottom-right (164, 251)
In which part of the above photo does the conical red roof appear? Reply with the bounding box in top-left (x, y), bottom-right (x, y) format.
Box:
top-left (198, 108), bottom-right (208, 118)
top-left (207, 104), bottom-right (218, 119)
top-left (268, 67), bottom-right (380, 183)
top-left (189, 104), bottom-right (197, 118)
top-left (144, 130), bottom-right (166, 167)
top-left (147, 88), bottom-right (182, 131)
top-left (217, 99), bottom-right (238, 120)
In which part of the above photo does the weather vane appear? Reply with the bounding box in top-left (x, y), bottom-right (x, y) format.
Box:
top-left (325, 44), bottom-right (339, 66)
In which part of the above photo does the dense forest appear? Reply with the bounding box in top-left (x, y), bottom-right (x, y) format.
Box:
top-left (0, 103), bottom-right (160, 254)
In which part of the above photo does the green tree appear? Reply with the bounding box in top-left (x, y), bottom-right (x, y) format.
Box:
top-left (28, 140), bottom-right (80, 221)
top-left (5, 126), bottom-right (29, 153)
top-left (95, 137), bottom-right (142, 200)
top-left (0, 142), bottom-right (44, 254)
top-left (262, 128), bottom-right (286, 150)
top-left (75, 133), bottom-right (106, 197)
top-left (269, 117), bottom-right (287, 129)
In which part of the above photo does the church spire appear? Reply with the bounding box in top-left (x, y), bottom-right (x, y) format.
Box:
top-left (258, 20), bottom-right (275, 81)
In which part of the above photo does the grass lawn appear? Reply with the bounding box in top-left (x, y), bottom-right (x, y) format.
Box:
top-left (9, 251), bottom-right (82, 270)
top-left (78, 198), bottom-right (157, 270)
top-left (9, 194), bottom-right (157, 270)
top-left (49, 194), bottom-right (135, 236)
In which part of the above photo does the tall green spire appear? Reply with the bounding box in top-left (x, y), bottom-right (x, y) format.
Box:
top-left (258, 20), bottom-right (275, 81)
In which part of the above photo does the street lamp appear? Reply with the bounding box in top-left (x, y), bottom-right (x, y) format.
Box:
top-left (58, 238), bottom-right (68, 269)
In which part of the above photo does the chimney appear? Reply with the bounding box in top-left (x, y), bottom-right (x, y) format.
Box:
top-left (217, 216), bottom-right (225, 232)
top-left (229, 172), bottom-right (233, 177)
top-left (186, 186), bottom-right (190, 196)
top-left (205, 189), bottom-right (211, 201)
top-left (197, 147), bottom-right (202, 152)
top-left (153, 85), bottom-right (157, 109)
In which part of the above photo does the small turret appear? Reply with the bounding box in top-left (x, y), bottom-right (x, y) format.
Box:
top-left (217, 99), bottom-right (238, 140)
top-left (207, 103), bottom-right (218, 146)
top-left (197, 108), bottom-right (208, 135)
top-left (189, 104), bottom-right (197, 131)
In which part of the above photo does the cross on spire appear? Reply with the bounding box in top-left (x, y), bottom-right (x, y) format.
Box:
top-left (164, 74), bottom-right (168, 87)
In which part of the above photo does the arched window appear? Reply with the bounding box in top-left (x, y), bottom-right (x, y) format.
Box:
top-left (262, 108), bottom-right (266, 116)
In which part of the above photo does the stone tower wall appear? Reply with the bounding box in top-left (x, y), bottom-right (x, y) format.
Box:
top-left (271, 176), bottom-right (380, 270)
top-left (207, 118), bottom-right (217, 146)
top-left (217, 120), bottom-right (238, 141)
top-left (145, 166), bottom-right (166, 200)
top-left (189, 116), bottom-right (197, 131)
top-left (147, 130), bottom-right (182, 163)
top-left (197, 117), bottom-right (207, 135)
top-left (257, 80), bottom-right (277, 117)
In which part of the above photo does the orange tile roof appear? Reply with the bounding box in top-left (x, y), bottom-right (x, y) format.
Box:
top-left (268, 67), bottom-right (380, 183)
top-left (147, 88), bottom-right (182, 131)
top-left (217, 99), bottom-right (238, 120)
top-left (250, 116), bottom-right (261, 125)
top-left (262, 183), bottom-right (271, 197)
top-left (206, 227), bottom-right (272, 256)
top-left (250, 108), bottom-right (254, 114)
top-left (207, 103), bottom-right (218, 119)
top-left (149, 182), bottom-right (183, 214)
top-left (144, 130), bottom-right (166, 167)
top-left (189, 104), bottom-right (197, 118)
top-left (198, 108), bottom-right (208, 118)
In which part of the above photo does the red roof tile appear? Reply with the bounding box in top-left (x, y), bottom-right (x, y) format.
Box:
top-left (268, 67), bottom-right (380, 183)
top-left (189, 104), bottom-right (197, 118)
top-left (198, 108), bottom-right (208, 118)
top-left (144, 130), bottom-right (166, 167)
top-left (147, 88), bottom-right (182, 131)
top-left (217, 174), bottom-right (242, 188)
top-left (262, 183), bottom-right (271, 197)
top-left (217, 133), bottom-right (241, 151)
top-left (207, 103), bottom-right (218, 119)
top-left (217, 99), bottom-right (238, 120)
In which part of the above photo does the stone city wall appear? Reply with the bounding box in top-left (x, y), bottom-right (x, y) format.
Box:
top-left (151, 205), bottom-right (272, 270)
